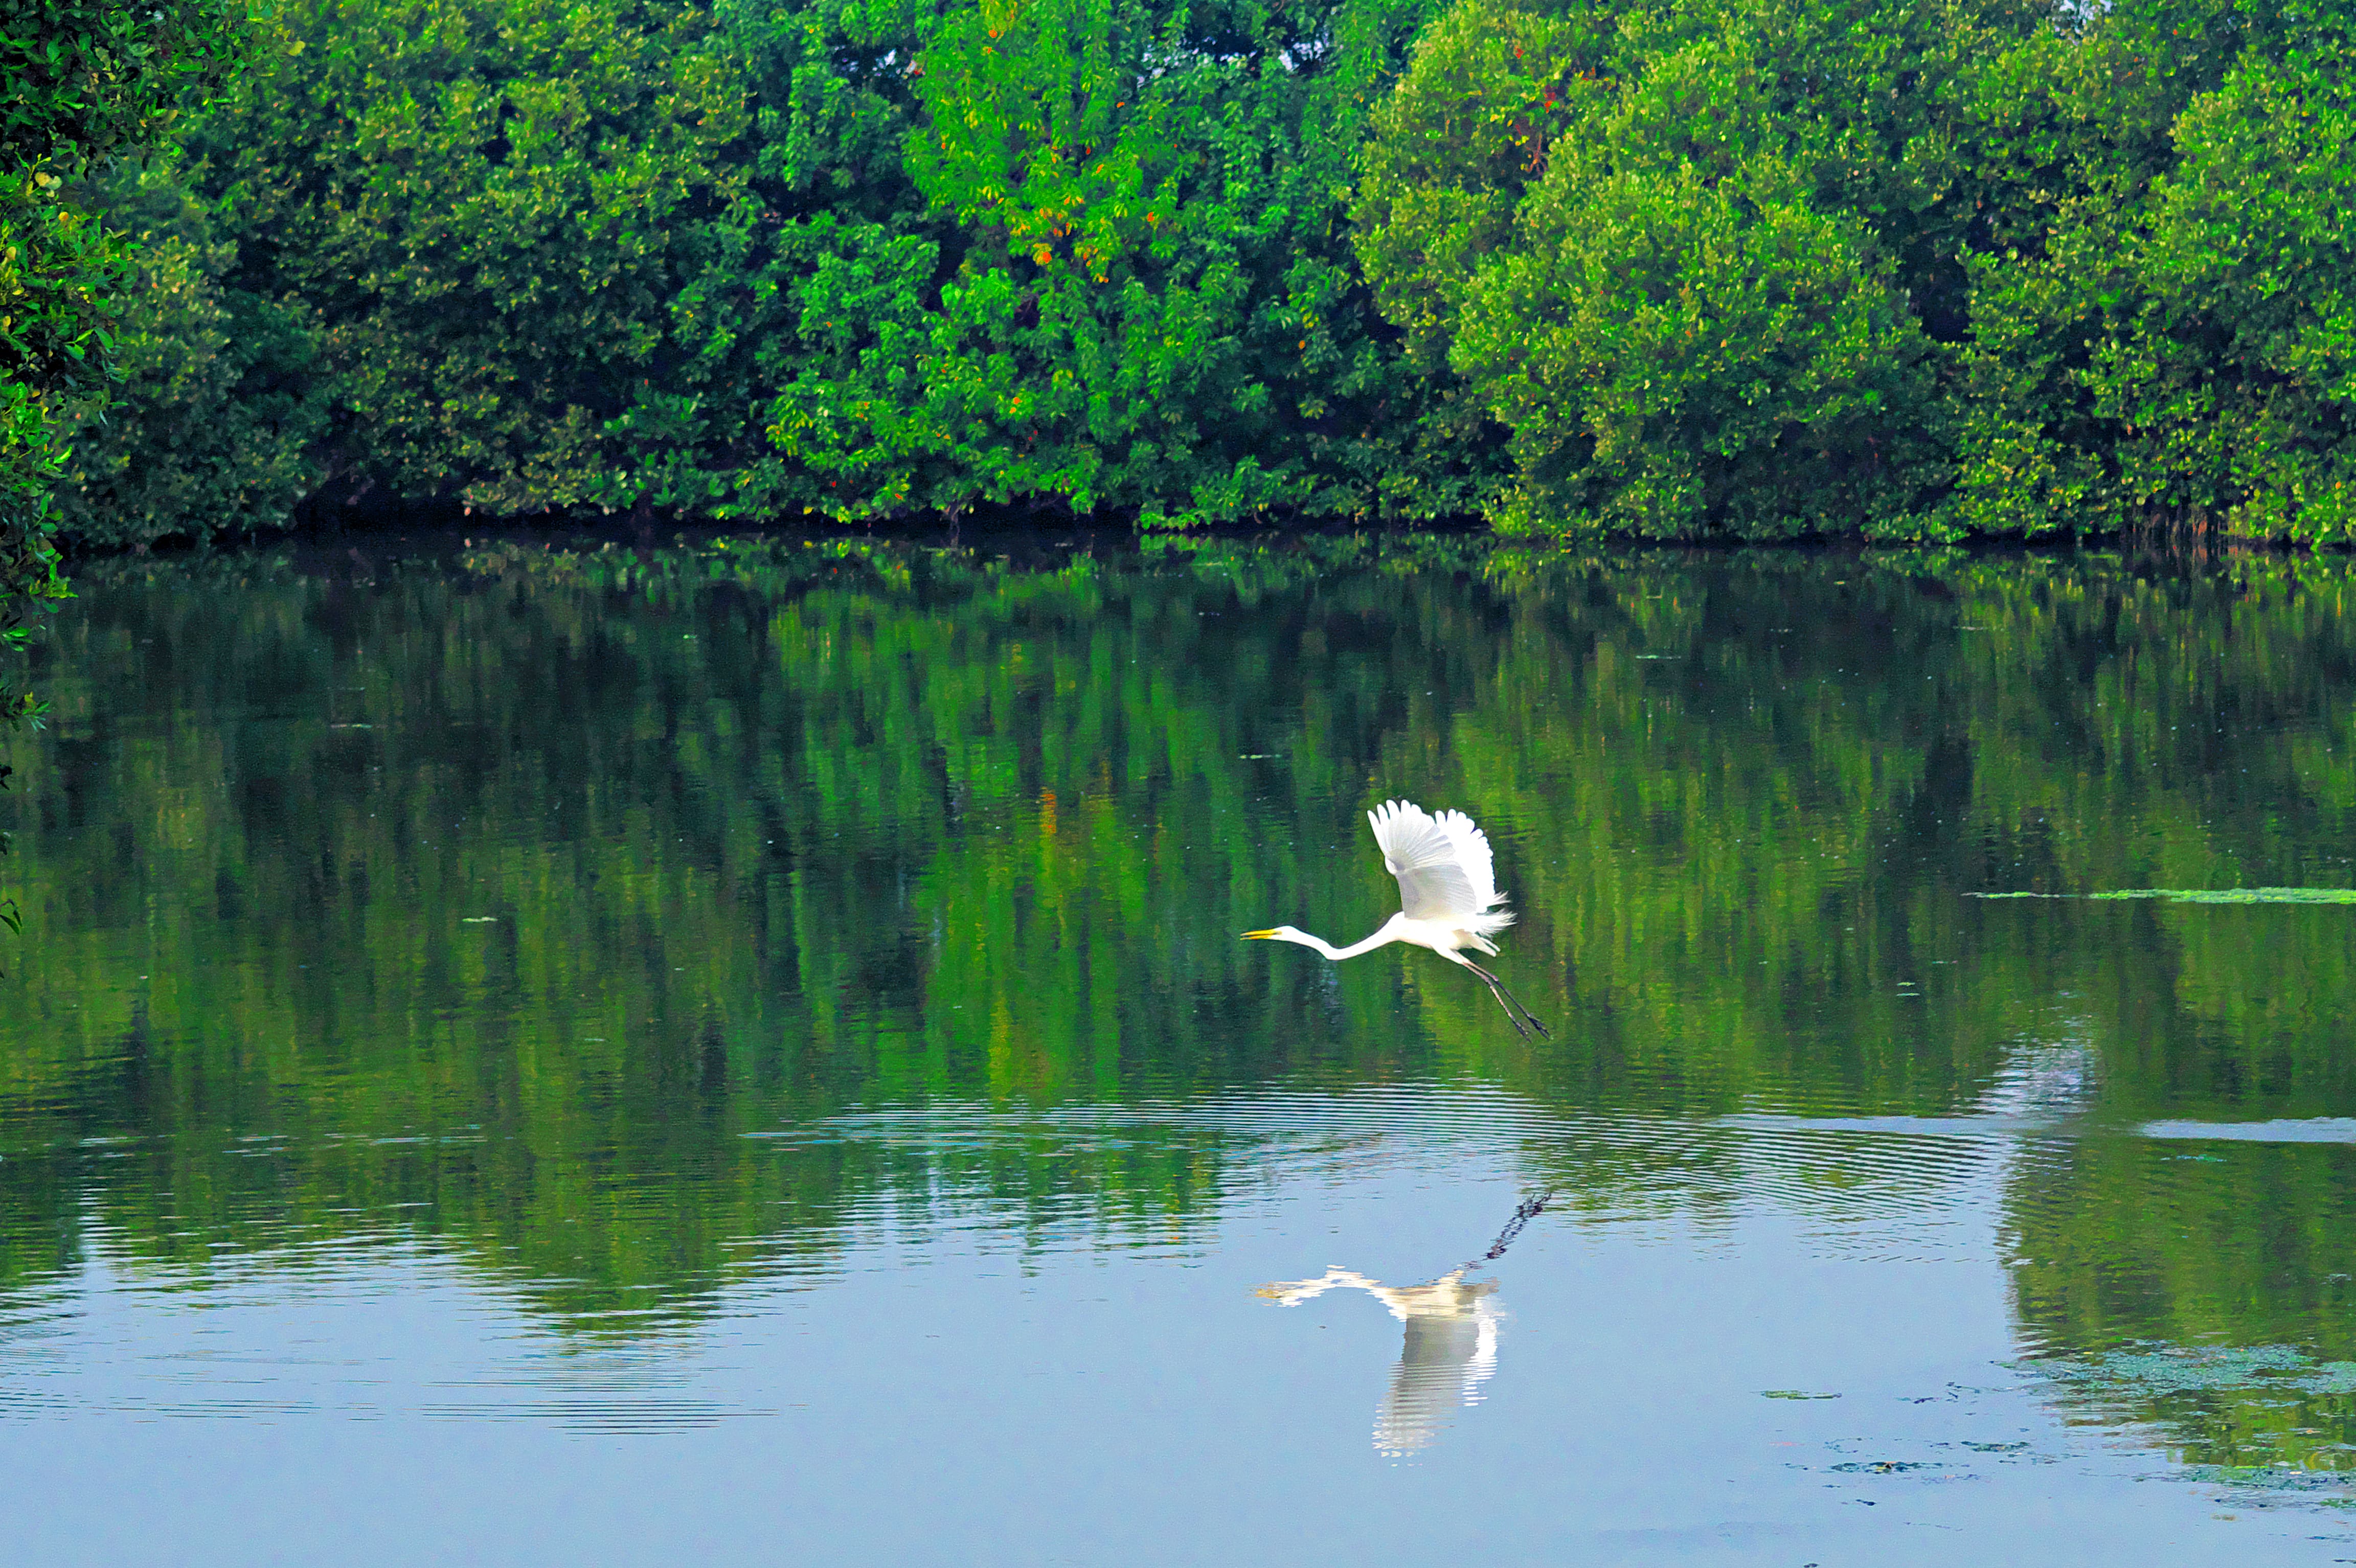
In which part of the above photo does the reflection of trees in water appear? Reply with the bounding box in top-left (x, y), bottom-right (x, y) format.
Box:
top-left (0, 542), bottom-right (2354, 1337)
top-left (1259, 1266), bottom-right (1502, 1458)
top-left (2005, 1135), bottom-right (2356, 1473)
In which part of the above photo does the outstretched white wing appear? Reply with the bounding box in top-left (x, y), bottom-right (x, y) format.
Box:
top-left (1367, 799), bottom-right (1503, 923)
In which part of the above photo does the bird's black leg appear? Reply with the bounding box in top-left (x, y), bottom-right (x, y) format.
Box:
top-left (1462, 959), bottom-right (1551, 1039)
top-left (1453, 957), bottom-right (1531, 1037)
top-left (1484, 973), bottom-right (1533, 1038)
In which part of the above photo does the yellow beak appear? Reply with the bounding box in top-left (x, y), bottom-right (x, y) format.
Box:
top-left (1241, 929), bottom-right (1278, 940)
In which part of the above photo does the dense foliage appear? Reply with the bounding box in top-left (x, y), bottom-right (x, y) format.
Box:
top-left (1357, 0), bottom-right (2356, 540)
top-left (0, 0), bottom-right (248, 906)
top-left (47, 153), bottom-right (326, 543)
top-left (47, 0), bottom-right (2356, 541)
top-left (3, 0), bottom-right (243, 451)
top-left (3, 1), bottom-right (246, 683)
top-left (64, 0), bottom-right (1503, 542)
top-left (772, 0), bottom-right (1497, 527)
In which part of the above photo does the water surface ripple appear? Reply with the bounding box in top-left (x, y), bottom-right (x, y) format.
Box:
top-left (2, 538), bottom-right (2354, 1563)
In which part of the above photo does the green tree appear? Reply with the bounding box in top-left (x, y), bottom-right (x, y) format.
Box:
top-left (2130, 44), bottom-right (2356, 541)
top-left (96, 0), bottom-right (1507, 535)
top-left (760, 0), bottom-right (1506, 527)
top-left (0, 0), bottom-right (248, 875)
top-left (187, 0), bottom-right (779, 517)
top-left (62, 0), bottom-right (2356, 544)
top-left (1932, 0), bottom-right (2268, 540)
top-left (1356, 0), bottom-right (2356, 542)
top-left (1356, 0), bottom-right (2030, 538)
top-left (47, 152), bottom-right (327, 547)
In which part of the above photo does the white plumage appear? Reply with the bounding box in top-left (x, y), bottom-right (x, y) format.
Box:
top-left (1244, 798), bottom-right (1547, 1036)
top-left (1367, 799), bottom-right (1513, 941)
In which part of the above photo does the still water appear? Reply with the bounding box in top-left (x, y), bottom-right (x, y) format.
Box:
top-left (5, 534), bottom-right (2356, 1563)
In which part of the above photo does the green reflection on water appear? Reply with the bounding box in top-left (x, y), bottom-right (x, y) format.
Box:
top-left (4, 536), bottom-right (2356, 1470)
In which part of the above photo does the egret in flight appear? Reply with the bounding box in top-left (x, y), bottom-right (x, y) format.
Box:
top-left (1244, 799), bottom-right (1550, 1037)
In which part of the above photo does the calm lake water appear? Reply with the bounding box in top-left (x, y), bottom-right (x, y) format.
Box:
top-left (5, 534), bottom-right (2356, 1563)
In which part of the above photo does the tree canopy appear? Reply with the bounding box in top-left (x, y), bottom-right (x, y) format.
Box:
top-left (1356, 0), bottom-right (2356, 541)
top-left (5, 0), bottom-right (247, 632)
top-left (46, 0), bottom-right (2356, 543)
top-left (0, 0), bottom-right (250, 878)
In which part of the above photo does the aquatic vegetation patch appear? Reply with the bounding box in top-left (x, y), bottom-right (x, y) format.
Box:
top-left (2029, 1346), bottom-right (2356, 1477)
top-left (1829, 1460), bottom-right (1937, 1473)
top-left (2036, 1345), bottom-right (2356, 1398)
top-left (1969, 888), bottom-right (2356, 903)
top-left (2180, 1466), bottom-right (2356, 1501)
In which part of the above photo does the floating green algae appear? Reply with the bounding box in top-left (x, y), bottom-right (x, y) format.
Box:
top-left (2180, 1465), bottom-right (2356, 1497)
top-left (2041, 1345), bottom-right (2356, 1398)
top-left (1969, 888), bottom-right (2356, 903)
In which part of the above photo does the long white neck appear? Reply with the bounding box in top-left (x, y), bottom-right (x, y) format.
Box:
top-left (1289, 921), bottom-right (1402, 962)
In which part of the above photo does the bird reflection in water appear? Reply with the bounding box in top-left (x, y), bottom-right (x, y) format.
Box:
top-left (1256, 1266), bottom-right (1502, 1457)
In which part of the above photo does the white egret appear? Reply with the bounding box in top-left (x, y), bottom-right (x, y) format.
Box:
top-left (1244, 799), bottom-right (1549, 1038)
